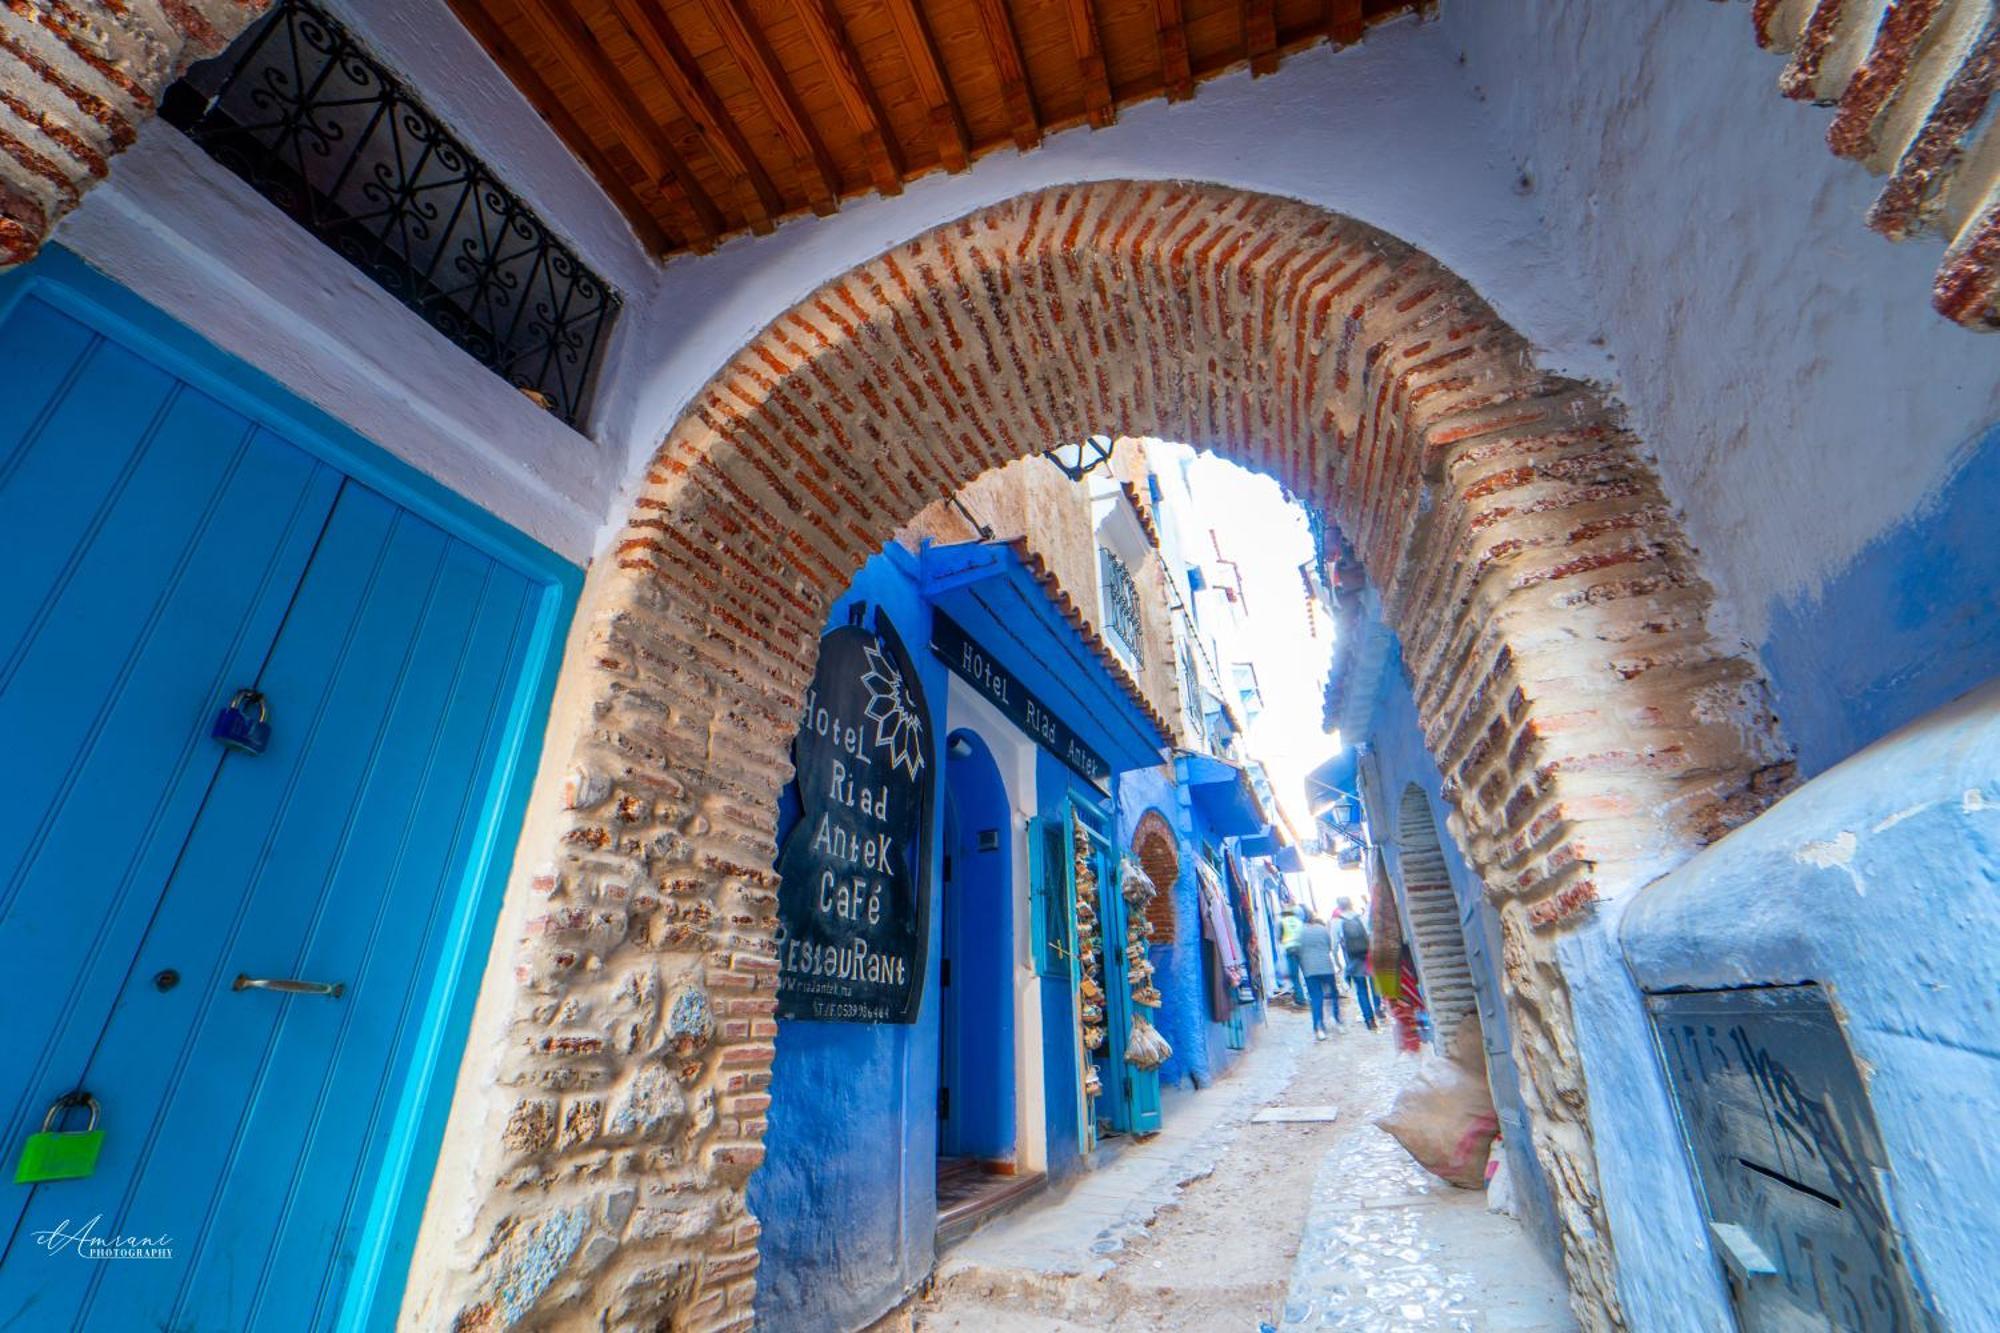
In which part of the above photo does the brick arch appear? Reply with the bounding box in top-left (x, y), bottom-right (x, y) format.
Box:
top-left (1130, 808), bottom-right (1182, 943)
top-left (435, 181), bottom-right (1793, 1330)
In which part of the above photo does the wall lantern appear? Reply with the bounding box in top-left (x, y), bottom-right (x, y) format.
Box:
top-left (1043, 434), bottom-right (1115, 481)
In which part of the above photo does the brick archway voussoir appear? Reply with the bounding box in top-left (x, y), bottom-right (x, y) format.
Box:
top-left (437, 181), bottom-right (1794, 1333)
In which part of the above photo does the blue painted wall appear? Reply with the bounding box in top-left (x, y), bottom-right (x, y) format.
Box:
top-left (1761, 425), bottom-right (2000, 777)
top-left (750, 549), bottom-right (948, 1333)
top-left (1116, 766), bottom-right (1205, 1091)
top-left (1110, 764), bottom-right (1256, 1089)
top-left (939, 728), bottom-right (1015, 1162)
top-left (1623, 682), bottom-right (2000, 1331)
top-left (1362, 667), bottom-right (1563, 1265)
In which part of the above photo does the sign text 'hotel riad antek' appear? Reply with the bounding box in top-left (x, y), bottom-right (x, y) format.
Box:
top-left (773, 618), bottom-right (932, 1023)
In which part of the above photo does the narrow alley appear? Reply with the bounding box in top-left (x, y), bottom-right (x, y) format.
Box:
top-left (1, 1), bottom-right (1996, 1331)
top-left (899, 1008), bottom-right (1571, 1333)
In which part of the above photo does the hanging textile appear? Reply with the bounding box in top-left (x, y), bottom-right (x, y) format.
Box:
top-left (1194, 859), bottom-right (1246, 981)
top-left (1200, 926), bottom-right (1233, 1022)
top-left (1366, 847), bottom-right (1427, 1052)
top-left (1223, 848), bottom-right (1265, 989)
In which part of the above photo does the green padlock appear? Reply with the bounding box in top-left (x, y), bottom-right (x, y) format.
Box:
top-left (14, 1091), bottom-right (104, 1184)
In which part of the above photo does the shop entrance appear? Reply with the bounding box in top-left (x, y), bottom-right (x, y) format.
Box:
top-left (935, 729), bottom-right (1036, 1243)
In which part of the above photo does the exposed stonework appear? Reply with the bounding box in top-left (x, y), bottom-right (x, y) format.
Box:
top-left (1715, 0), bottom-right (2000, 328)
top-left (0, 0), bottom-right (269, 267)
top-left (418, 182), bottom-right (1793, 1332)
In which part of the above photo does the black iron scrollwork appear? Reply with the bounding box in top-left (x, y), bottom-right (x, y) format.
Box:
top-left (161, 0), bottom-right (619, 427)
top-left (1100, 547), bottom-right (1145, 668)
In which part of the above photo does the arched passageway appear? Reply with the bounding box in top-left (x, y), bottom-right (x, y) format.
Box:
top-left (422, 181), bottom-right (1794, 1330)
top-left (1396, 782), bottom-right (1477, 1048)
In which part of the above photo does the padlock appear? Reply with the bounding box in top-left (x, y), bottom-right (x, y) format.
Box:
top-left (14, 1091), bottom-right (104, 1184)
top-left (211, 688), bottom-right (271, 756)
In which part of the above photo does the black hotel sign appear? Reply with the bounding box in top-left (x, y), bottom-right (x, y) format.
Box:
top-left (774, 618), bottom-right (933, 1023)
top-left (930, 611), bottom-right (1111, 790)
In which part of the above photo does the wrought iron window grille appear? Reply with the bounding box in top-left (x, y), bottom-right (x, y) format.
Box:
top-left (161, 0), bottom-right (619, 428)
top-left (1099, 546), bottom-right (1144, 669)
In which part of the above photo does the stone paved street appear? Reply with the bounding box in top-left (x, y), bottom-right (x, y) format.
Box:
top-left (892, 1006), bottom-right (1573, 1332)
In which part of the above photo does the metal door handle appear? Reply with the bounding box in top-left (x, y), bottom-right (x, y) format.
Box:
top-left (232, 973), bottom-right (345, 999)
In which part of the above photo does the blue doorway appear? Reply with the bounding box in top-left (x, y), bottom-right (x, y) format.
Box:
top-left (0, 253), bottom-right (575, 1329)
top-left (937, 730), bottom-right (1015, 1165)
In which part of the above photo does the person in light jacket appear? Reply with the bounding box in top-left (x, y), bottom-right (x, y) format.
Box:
top-left (1279, 905), bottom-right (1310, 1008)
top-left (1292, 911), bottom-right (1342, 1040)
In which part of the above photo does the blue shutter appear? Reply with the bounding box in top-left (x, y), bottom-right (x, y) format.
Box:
top-left (1029, 814), bottom-right (1075, 977)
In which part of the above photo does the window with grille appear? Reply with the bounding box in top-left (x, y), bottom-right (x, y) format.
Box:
top-left (1099, 546), bottom-right (1144, 667)
top-left (160, 0), bottom-right (620, 428)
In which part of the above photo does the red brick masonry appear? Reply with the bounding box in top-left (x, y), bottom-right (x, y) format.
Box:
top-left (441, 183), bottom-right (1794, 1331)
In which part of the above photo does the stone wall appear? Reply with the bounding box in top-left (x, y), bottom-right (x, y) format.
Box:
top-left (0, 1), bottom-right (267, 266)
top-left (408, 182), bottom-right (1794, 1332)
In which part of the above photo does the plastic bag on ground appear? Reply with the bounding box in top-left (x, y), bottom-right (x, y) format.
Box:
top-left (1372, 1015), bottom-right (1499, 1189)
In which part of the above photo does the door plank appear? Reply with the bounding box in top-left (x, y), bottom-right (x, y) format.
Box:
top-left (0, 296), bottom-right (342, 1263)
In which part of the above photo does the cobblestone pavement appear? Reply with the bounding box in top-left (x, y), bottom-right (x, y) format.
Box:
top-left (1275, 1027), bottom-right (1575, 1332)
top-left (893, 1006), bottom-right (1575, 1332)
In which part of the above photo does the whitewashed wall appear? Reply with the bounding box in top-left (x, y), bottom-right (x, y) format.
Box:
top-left (48, 0), bottom-right (656, 561)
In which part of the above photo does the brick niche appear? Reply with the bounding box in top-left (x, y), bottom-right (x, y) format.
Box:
top-left (426, 182), bottom-right (1794, 1331)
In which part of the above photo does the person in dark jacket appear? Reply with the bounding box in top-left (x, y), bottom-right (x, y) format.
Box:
top-left (1292, 912), bottom-right (1342, 1040)
top-left (1335, 897), bottom-right (1379, 1031)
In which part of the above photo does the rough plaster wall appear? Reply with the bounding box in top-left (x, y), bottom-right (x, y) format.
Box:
top-left (408, 183), bottom-right (1795, 1331)
top-left (47, 0), bottom-right (656, 560)
top-left (1624, 682), bottom-right (2000, 1330)
top-left (1440, 0), bottom-right (2000, 647)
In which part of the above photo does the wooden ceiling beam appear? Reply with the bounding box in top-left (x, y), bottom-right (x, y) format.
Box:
top-left (602, 0), bottom-right (783, 232)
top-left (1060, 0), bottom-right (1115, 128)
top-left (448, 0), bottom-right (676, 253)
top-left (506, 0), bottom-right (724, 248)
top-left (1245, 0), bottom-right (1278, 75)
top-left (879, 0), bottom-right (970, 172)
top-left (693, 0), bottom-right (842, 215)
top-left (1327, 0), bottom-right (1362, 45)
top-left (970, 0), bottom-right (1041, 151)
top-left (792, 0), bottom-right (905, 194)
top-left (1154, 0), bottom-right (1194, 102)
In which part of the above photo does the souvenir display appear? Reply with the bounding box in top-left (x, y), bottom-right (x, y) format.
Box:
top-left (1126, 1014), bottom-right (1172, 1071)
top-left (1117, 856), bottom-right (1171, 1071)
top-left (1074, 821), bottom-right (1109, 1057)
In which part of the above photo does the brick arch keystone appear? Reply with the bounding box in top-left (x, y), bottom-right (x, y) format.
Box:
top-left (430, 181), bottom-right (1793, 1332)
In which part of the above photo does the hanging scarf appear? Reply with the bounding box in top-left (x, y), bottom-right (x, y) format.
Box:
top-left (1195, 859), bottom-right (1246, 982)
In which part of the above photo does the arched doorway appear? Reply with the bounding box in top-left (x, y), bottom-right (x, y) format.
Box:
top-left (936, 729), bottom-right (1019, 1234)
top-left (420, 181), bottom-right (1793, 1329)
top-left (1131, 810), bottom-right (1181, 945)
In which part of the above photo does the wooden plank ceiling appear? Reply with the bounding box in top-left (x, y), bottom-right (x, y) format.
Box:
top-left (449, 0), bottom-right (1418, 256)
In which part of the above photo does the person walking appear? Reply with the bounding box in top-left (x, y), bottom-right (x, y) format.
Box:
top-left (1335, 897), bottom-right (1379, 1031)
top-left (1293, 911), bottom-right (1342, 1040)
top-left (1279, 905), bottom-right (1310, 1008)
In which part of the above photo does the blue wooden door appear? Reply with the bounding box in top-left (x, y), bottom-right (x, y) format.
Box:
top-left (1091, 840), bottom-right (1161, 1136)
top-left (2, 482), bottom-right (540, 1330)
top-left (0, 279), bottom-right (551, 1329)
top-left (0, 290), bottom-right (344, 1253)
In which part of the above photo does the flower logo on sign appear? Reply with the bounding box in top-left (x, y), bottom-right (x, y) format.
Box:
top-left (861, 641), bottom-right (926, 780)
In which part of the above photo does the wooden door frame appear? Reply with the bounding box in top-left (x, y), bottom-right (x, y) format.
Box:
top-left (0, 248), bottom-right (583, 1331)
